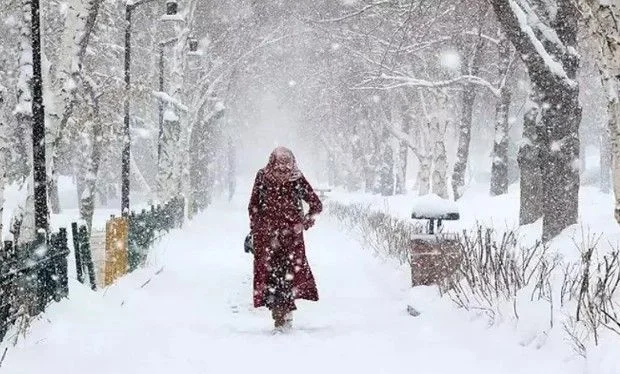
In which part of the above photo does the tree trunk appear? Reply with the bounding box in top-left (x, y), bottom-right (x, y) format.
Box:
top-left (490, 34), bottom-right (513, 196)
top-left (490, 89), bottom-right (511, 196)
top-left (378, 129), bottom-right (395, 196)
top-left (13, 0), bottom-right (36, 243)
top-left (491, 0), bottom-right (581, 241)
top-left (580, 139), bottom-right (587, 177)
top-left (600, 120), bottom-right (611, 194)
top-left (327, 151), bottom-right (336, 186)
top-left (391, 101), bottom-right (408, 195)
top-left (451, 35), bottom-right (485, 200)
top-left (156, 107), bottom-right (181, 201)
top-left (47, 0), bottom-right (103, 215)
top-left (0, 154), bottom-right (4, 243)
top-left (417, 154), bottom-right (432, 196)
top-left (518, 105), bottom-right (543, 225)
top-left (79, 84), bottom-right (103, 232)
top-left (451, 89), bottom-right (475, 200)
top-left (538, 82), bottom-right (581, 241)
top-left (585, 0), bottom-right (620, 216)
top-left (48, 177), bottom-right (61, 214)
top-left (606, 77), bottom-right (620, 219)
top-left (431, 123), bottom-right (448, 199)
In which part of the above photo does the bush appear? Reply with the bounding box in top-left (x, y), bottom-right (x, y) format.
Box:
top-left (326, 200), bottom-right (620, 356)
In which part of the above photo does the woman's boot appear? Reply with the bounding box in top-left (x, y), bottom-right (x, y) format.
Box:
top-left (283, 311), bottom-right (293, 329)
top-left (272, 308), bottom-right (285, 330)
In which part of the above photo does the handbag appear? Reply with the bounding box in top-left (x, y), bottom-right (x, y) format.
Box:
top-left (244, 232), bottom-right (254, 255)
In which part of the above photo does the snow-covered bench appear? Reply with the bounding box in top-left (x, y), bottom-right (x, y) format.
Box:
top-left (315, 188), bottom-right (331, 199)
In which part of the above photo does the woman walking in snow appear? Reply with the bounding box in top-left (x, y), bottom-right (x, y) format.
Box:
top-left (248, 147), bottom-right (323, 332)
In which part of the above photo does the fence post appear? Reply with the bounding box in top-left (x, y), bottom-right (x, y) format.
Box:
top-left (177, 197), bottom-right (185, 229)
top-left (79, 226), bottom-right (97, 291)
top-left (34, 232), bottom-right (50, 315)
top-left (127, 213), bottom-right (139, 272)
top-left (0, 241), bottom-right (11, 341)
top-left (56, 228), bottom-right (69, 299)
top-left (71, 222), bottom-right (84, 284)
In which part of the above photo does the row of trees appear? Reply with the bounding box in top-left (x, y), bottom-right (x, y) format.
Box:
top-left (221, 0), bottom-right (617, 242)
top-left (0, 0), bottom-right (618, 243)
top-left (0, 0), bottom-right (278, 241)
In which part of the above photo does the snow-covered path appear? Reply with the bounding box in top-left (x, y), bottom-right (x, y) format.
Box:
top-left (2, 200), bottom-right (580, 374)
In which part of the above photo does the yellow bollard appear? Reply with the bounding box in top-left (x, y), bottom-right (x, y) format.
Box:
top-left (104, 217), bottom-right (129, 287)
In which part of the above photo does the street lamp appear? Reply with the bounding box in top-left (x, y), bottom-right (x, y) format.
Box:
top-left (122, 0), bottom-right (178, 216)
top-left (31, 0), bottom-right (48, 235)
top-left (166, 1), bottom-right (178, 15)
top-left (188, 36), bottom-right (198, 53)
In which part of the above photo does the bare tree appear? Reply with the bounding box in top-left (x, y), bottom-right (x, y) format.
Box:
top-left (490, 31), bottom-right (516, 196)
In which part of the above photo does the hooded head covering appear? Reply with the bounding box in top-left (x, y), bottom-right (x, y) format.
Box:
top-left (264, 146), bottom-right (302, 184)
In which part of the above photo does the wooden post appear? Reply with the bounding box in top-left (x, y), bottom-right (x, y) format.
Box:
top-left (71, 222), bottom-right (84, 283)
top-left (79, 226), bottom-right (97, 291)
top-left (104, 218), bottom-right (128, 286)
top-left (57, 228), bottom-right (69, 298)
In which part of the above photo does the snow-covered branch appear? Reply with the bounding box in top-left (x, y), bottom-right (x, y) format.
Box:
top-left (302, 1), bottom-right (390, 24)
top-left (359, 74), bottom-right (501, 97)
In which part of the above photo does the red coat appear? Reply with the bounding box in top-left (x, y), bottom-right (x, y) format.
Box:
top-left (248, 169), bottom-right (323, 308)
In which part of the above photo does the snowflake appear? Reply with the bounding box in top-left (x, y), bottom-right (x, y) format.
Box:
top-left (439, 50), bottom-right (461, 70)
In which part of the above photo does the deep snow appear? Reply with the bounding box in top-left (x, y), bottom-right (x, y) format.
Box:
top-left (0, 194), bottom-right (588, 374)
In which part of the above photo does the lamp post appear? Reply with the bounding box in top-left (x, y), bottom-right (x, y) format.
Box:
top-left (31, 0), bottom-right (48, 235)
top-left (122, 0), bottom-right (178, 216)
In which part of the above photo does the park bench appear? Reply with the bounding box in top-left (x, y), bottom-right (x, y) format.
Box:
top-left (315, 188), bottom-right (331, 199)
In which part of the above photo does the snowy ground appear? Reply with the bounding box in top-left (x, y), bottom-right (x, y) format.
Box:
top-left (0, 192), bottom-right (588, 374)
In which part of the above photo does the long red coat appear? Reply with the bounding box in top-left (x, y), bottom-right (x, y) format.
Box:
top-left (248, 169), bottom-right (323, 309)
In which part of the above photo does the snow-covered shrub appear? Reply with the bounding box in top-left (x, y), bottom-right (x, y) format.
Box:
top-left (443, 228), bottom-right (552, 319)
top-left (327, 199), bottom-right (620, 357)
top-left (326, 201), bottom-right (423, 263)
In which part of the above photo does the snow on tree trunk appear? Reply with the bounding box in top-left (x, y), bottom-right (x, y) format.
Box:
top-left (431, 122), bottom-right (448, 199)
top-left (0, 119), bottom-right (5, 244)
top-left (13, 0), bottom-right (36, 244)
top-left (601, 121), bottom-right (612, 193)
top-left (48, 0), bottom-right (103, 214)
top-left (417, 154), bottom-right (432, 196)
top-left (0, 83), bottom-right (11, 243)
top-left (491, 0), bottom-right (582, 241)
top-left (156, 107), bottom-right (181, 201)
top-left (451, 36), bottom-right (484, 200)
top-left (600, 92), bottom-right (620, 193)
top-left (189, 105), bottom-right (222, 213)
top-left (580, 139), bottom-right (587, 178)
top-left (378, 129), bottom-right (395, 196)
top-left (170, 2), bottom-right (198, 205)
top-left (397, 118), bottom-right (409, 194)
top-left (518, 103), bottom-right (543, 225)
top-left (78, 83), bottom-right (103, 232)
top-left (327, 151), bottom-right (336, 186)
top-left (580, 0), bottom-right (620, 216)
top-left (390, 100), bottom-right (408, 195)
top-left (607, 78), bottom-right (620, 218)
top-left (490, 34), bottom-right (513, 196)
